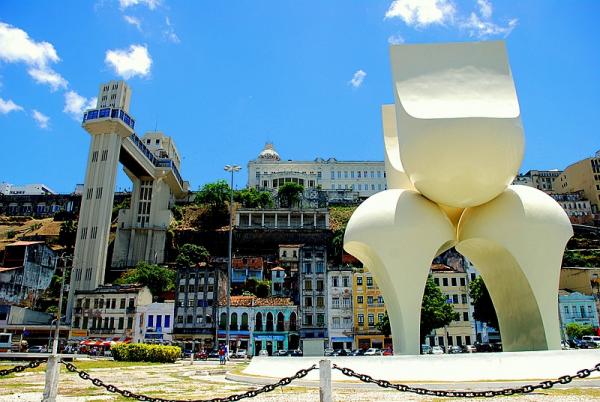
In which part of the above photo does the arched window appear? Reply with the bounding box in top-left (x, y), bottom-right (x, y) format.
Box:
top-left (289, 312), bottom-right (297, 331)
top-left (255, 312), bottom-right (263, 331)
top-left (205, 315), bottom-right (212, 324)
top-left (241, 313), bottom-right (249, 330)
top-left (219, 312), bottom-right (227, 330)
top-left (231, 312), bottom-right (238, 330)
top-left (276, 312), bottom-right (285, 331)
top-left (266, 312), bottom-right (274, 332)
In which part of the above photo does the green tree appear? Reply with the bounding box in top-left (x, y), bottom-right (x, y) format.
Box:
top-left (175, 243), bottom-right (210, 267)
top-left (234, 188), bottom-right (273, 208)
top-left (468, 276), bottom-right (499, 329)
top-left (565, 322), bottom-right (596, 339)
top-left (376, 277), bottom-right (460, 342)
top-left (58, 220), bottom-right (77, 251)
top-left (420, 276), bottom-right (460, 343)
top-left (194, 180), bottom-right (231, 209)
top-left (116, 261), bottom-right (175, 297)
top-left (277, 182), bottom-right (304, 208)
top-left (255, 280), bottom-right (271, 298)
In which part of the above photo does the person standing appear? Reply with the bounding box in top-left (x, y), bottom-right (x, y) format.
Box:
top-left (218, 346), bottom-right (225, 365)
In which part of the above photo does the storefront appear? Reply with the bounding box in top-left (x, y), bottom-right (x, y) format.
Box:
top-left (253, 334), bottom-right (287, 356)
top-left (330, 336), bottom-right (353, 350)
top-left (217, 330), bottom-right (250, 352)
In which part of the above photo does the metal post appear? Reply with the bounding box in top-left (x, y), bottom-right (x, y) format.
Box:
top-left (43, 254), bottom-right (70, 402)
top-left (224, 164), bottom-right (240, 357)
top-left (190, 340), bottom-right (195, 365)
top-left (319, 359), bottom-right (332, 402)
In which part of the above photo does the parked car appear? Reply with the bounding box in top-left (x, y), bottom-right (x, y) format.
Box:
top-left (431, 346), bottom-right (444, 355)
top-left (208, 349), bottom-right (220, 359)
top-left (448, 346), bottom-right (462, 354)
top-left (382, 348), bottom-right (394, 356)
top-left (275, 349), bottom-right (289, 357)
top-left (332, 349), bottom-right (349, 356)
top-left (364, 348), bottom-right (381, 356)
top-left (579, 340), bottom-right (598, 349)
top-left (324, 348), bottom-right (335, 356)
top-left (234, 349), bottom-right (247, 358)
top-left (582, 335), bottom-right (600, 347)
top-left (491, 343), bottom-right (502, 352)
top-left (462, 345), bottom-right (477, 353)
top-left (474, 342), bottom-right (493, 353)
top-left (27, 345), bottom-right (46, 353)
top-left (181, 349), bottom-right (193, 358)
top-left (421, 345), bottom-right (432, 355)
top-left (258, 349), bottom-right (269, 356)
top-left (194, 351), bottom-right (208, 360)
top-left (350, 349), bottom-right (365, 356)
top-left (289, 349), bottom-right (303, 357)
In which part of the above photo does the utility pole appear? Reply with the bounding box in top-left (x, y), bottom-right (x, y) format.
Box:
top-left (224, 164), bottom-right (240, 356)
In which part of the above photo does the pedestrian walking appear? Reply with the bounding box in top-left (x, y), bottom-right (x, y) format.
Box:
top-left (218, 346), bottom-right (225, 365)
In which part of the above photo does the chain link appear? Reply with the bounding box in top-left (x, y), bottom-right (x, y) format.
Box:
top-left (332, 362), bottom-right (600, 398)
top-left (0, 360), bottom-right (45, 377)
top-left (61, 360), bottom-right (317, 402)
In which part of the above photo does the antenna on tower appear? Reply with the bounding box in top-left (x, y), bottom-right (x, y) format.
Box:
top-left (154, 119), bottom-right (158, 132)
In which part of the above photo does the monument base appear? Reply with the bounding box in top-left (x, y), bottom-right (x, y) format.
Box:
top-left (239, 350), bottom-right (600, 383)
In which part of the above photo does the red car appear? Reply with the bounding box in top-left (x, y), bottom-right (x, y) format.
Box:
top-left (382, 348), bottom-right (394, 356)
top-left (194, 351), bottom-right (208, 360)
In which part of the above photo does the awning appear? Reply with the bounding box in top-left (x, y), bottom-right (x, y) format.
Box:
top-left (79, 337), bottom-right (132, 346)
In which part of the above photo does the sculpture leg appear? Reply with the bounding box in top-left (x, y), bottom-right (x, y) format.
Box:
top-left (344, 189), bottom-right (456, 354)
top-left (457, 186), bottom-right (573, 351)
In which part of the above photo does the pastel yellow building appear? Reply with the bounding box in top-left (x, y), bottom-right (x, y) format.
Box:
top-left (352, 267), bottom-right (391, 350)
top-left (556, 151), bottom-right (600, 217)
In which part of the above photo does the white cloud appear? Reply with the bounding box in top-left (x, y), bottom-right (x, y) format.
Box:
top-left (0, 97), bottom-right (23, 114)
top-left (477, 0), bottom-right (492, 19)
top-left (388, 34), bottom-right (405, 44)
top-left (163, 17), bottom-right (180, 44)
top-left (385, 0), bottom-right (455, 27)
top-left (349, 70), bottom-right (367, 88)
top-left (32, 109), bottom-right (49, 129)
top-left (123, 15), bottom-right (142, 30)
top-left (105, 44), bottom-right (152, 79)
top-left (27, 67), bottom-right (68, 91)
top-left (0, 22), bottom-right (68, 90)
top-left (119, 0), bottom-right (160, 10)
top-left (460, 5), bottom-right (517, 39)
top-left (63, 90), bottom-right (97, 120)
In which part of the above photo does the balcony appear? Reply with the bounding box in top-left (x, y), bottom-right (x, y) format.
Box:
top-left (83, 107), bottom-right (135, 130)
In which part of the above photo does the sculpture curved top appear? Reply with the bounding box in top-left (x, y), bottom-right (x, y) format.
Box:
top-left (390, 41), bottom-right (524, 208)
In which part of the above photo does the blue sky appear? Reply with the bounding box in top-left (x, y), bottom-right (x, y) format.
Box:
top-left (1, 0), bottom-right (598, 193)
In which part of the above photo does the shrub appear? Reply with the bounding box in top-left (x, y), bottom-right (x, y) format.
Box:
top-left (111, 343), bottom-right (181, 363)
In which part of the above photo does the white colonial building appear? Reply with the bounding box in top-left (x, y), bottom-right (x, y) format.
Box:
top-left (134, 301), bottom-right (175, 343)
top-left (327, 265), bottom-right (354, 350)
top-left (247, 143), bottom-right (386, 199)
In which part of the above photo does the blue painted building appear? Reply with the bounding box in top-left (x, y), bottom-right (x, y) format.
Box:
top-left (559, 290), bottom-right (599, 335)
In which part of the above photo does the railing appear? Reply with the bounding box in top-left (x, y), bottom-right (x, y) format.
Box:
top-left (83, 107), bottom-right (135, 130)
top-left (82, 107), bottom-right (183, 189)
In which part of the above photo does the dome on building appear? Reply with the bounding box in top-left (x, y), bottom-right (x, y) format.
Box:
top-left (258, 142), bottom-right (281, 161)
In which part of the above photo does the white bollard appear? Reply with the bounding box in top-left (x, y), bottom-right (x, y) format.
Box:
top-left (319, 359), bottom-right (332, 402)
top-left (42, 355), bottom-right (60, 402)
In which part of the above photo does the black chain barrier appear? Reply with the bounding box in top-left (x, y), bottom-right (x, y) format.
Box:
top-left (61, 360), bottom-right (317, 402)
top-left (332, 362), bottom-right (600, 398)
top-left (0, 360), bottom-right (45, 377)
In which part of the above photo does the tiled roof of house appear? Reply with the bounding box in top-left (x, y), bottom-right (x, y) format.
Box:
top-left (430, 263), bottom-right (455, 272)
top-left (221, 295), bottom-right (295, 307)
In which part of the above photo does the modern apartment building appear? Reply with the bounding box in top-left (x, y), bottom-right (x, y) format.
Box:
top-left (299, 245), bottom-right (328, 347)
top-left (556, 150), bottom-right (600, 216)
top-left (172, 262), bottom-right (226, 351)
top-left (69, 284), bottom-right (152, 342)
top-left (247, 143), bottom-right (386, 198)
top-left (352, 267), bottom-right (390, 350)
top-left (428, 264), bottom-right (476, 349)
top-left (327, 265), bottom-right (354, 350)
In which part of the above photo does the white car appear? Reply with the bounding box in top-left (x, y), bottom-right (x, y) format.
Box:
top-left (431, 346), bottom-right (444, 355)
top-left (363, 348), bottom-right (380, 356)
top-left (235, 349), bottom-right (247, 358)
top-left (258, 349), bottom-right (269, 356)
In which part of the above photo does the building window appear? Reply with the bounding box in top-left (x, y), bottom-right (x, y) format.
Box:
top-left (366, 276), bottom-right (373, 287)
top-left (331, 171), bottom-right (335, 179)
top-left (304, 280), bottom-right (312, 290)
top-left (304, 314), bottom-right (313, 326)
top-left (316, 280), bottom-right (324, 291)
top-left (303, 263), bottom-right (312, 274)
top-left (316, 262), bottom-right (324, 273)
top-left (357, 296), bottom-right (363, 304)
top-left (452, 294), bottom-right (459, 304)
top-left (461, 294), bottom-right (467, 304)
top-left (460, 278), bottom-right (466, 286)
top-left (368, 314), bottom-right (374, 326)
top-left (332, 276), bottom-right (339, 287)
top-left (316, 296), bottom-right (325, 308)
top-left (463, 312), bottom-right (469, 321)
top-left (451, 278), bottom-right (457, 286)
top-left (332, 298), bottom-right (340, 308)
top-left (342, 276), bottom-right (349, 287)
top-left (378, 295), bottom-right (384, 305)
top-left (367, 296), bottom-right (373, 305)
top-left (358, 314), bottom-right (364, 325)
top-left (317, 314), bottom-right (325, 326)
top-left (442, 278), bottom-right (448, 286)
top-left (356, 276), bottom-right (363, 286)
top-left (343, 297), bottom-right (351, 308)
top-left (127, 317), bottom-right (133, 329)
top-left (304, 297), bottom-right (313, 307)
top-left (332, 317), bottom-right (340, 328)
top-left (378, 313), bottom-right (384, 323)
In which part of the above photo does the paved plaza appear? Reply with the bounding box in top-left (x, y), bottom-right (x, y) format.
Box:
top-left (2, 358), bottom-right (600, 401)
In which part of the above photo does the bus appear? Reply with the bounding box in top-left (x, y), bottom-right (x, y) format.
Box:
top-left (0, 333), bottom-right (12, 352)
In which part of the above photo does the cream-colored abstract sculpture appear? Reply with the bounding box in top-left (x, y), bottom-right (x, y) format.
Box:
top-left (344, 41), bottom-right (573, 355)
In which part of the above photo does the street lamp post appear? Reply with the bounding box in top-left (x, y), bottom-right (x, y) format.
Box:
top-left (43, 253), bottom-right (72, 402)
top-left (224, 164), bottom-right (241, 356)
